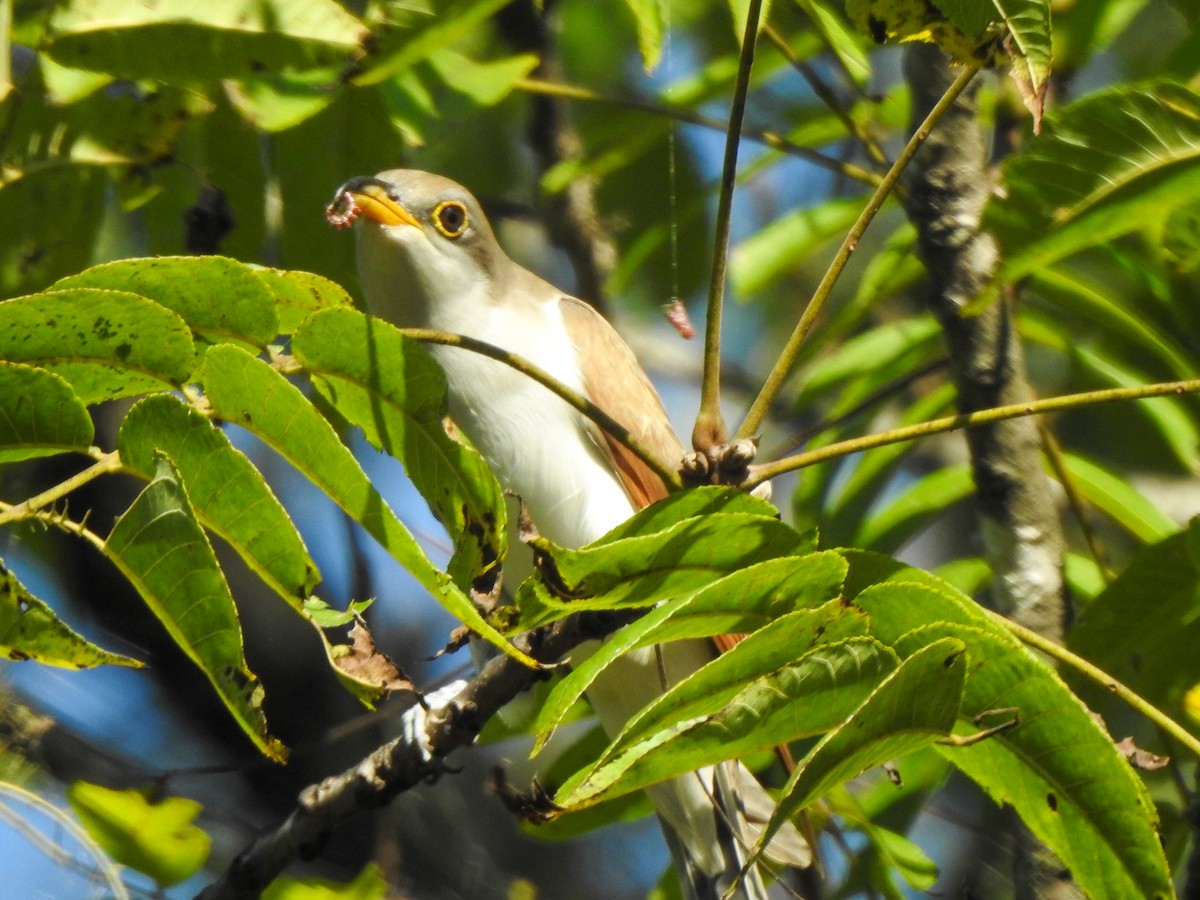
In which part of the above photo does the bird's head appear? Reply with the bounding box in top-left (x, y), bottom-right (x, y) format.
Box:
top-left (329, 169), bottom-right (508, 327)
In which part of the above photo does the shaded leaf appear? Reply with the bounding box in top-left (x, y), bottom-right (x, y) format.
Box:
top-left (46, 0), bottom-right (366, 82)
top-left (555, 635), bottom-right (898, 810)
top-left (0, 167), bottom-right (106, 299)
top-left (532, 553), bottom-right (851, 751)
top-left (621, 0), bottom-right (665, 71)
top-left (990, 81), bottom-right (1200, 280)
top-left (67, 783), bottom-right (209, 888)
top-left (1069, 518), bottom-right (1199, 708)
top-left (750, 637), bottom-right (965, 860)
top-left (105, 453), bottom-right (285, 760)
top-left (0, 561), bottom-right (142, 668)
top-left (0, 362), bottom-right (94, 462)
top-left (292, 308), bottom-right (505, 593)
top-left (0, 289), bottom-right (195, 403)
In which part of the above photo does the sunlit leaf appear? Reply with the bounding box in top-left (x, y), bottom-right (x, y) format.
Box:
top-left (262, 864), bottom-right (389, 899)
top-left (0, 288), bottom-right (196, 403)
top-left (56, 256), bottom-right (279, 349)
top-left (1058, 453), bottom-right (1178, 543)
top-left (200, 344), bottom-right (534, 668)
top-left (253, 267), bottom-right (354, 335)
top-left (0, 362), bottom-right (94, 462)
top-left (292, 308), bottom-right (505, 593)
top-left (118, 394), bottom-right (321, 608)
top-left (516, 511), bottom-right (815, 628)
top-left (842, 555), bottom-right (1173, 898)
top-left (105, 453), bottom-right (284, 760)
top-left (0, 562), bottom-right (142, 669)
top-left (532, 553), bottom-right (850, 750)
top-left (67, 783), bottom-right (210, 888)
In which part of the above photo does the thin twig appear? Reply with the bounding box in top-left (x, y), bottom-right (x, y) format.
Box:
top-left (693, 0), bottom-right (764, 452)
top-left (736, 64), bottom-right (980, 441)
top-left (0, 452), bottom-right (122, 527)
top-left (990, 609), bottom-right (1200, 761)
top-left (514, 78), bottom-right (882, 188)
top-left (1038, 422), bottom-right (1115, 583)
top-left (762, 24), bottom-right (890, 169)
top-left (746, 378), bottom-right (1200, 488)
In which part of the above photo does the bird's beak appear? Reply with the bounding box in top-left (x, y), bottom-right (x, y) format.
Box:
top-left (329, 176), bottom-right (420, 228)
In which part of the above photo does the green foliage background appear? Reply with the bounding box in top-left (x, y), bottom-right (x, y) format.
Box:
top-left (1, 0), bottom-right (1199, 897)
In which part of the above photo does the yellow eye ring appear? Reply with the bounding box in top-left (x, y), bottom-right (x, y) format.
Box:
top-left (433, 201), bottom-right (469, 239)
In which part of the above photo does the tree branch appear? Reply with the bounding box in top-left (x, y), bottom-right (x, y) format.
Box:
top-left (195, 610), bottom-right (632, 899)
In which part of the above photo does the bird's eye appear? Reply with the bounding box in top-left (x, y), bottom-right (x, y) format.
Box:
top-left (433, 201), bottom-right (469, 239)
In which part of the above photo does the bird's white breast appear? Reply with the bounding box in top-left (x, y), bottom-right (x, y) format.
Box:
top-left (425, 286), bottom-right (635, 549)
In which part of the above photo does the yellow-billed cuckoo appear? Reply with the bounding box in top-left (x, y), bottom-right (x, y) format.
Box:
top-left (329, 170), bottom-right (809, 899)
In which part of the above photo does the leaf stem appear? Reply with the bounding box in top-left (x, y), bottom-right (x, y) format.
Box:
top-left (0, 451), bottom-right (123, 527)
top-left (745, 378), bottom-right (1200, 487)
top-left (988, 610), bottom-right (1200, 760)
top-left (693, 0), bottom-right (764, 452)
top-left (397, 328), bottom-right (683, 491)
top-left (762, 24), bottom-right (890, 169)
top-left (514, 78), bottom-right (882, 188)
top-left (736, 64), bottom-right (980, 441)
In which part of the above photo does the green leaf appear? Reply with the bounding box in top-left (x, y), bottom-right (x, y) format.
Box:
top-left (252, 267), bottom-right (354, 335)
top-left (67, 783), bottom-right (210, 888)
top-left (200, 344), bottom-right (534, 668)
top-left (792, 0), bottom-right (871, 83)
top-left (620, 0), bottom-right (664, 71)
top-left (355, 0), bottom-right (514, 86)
top-left (0, 289), bottom-right (195, 404)
top-left (0, 362), bottom-right (94, 461)
top-left (731, 195), bottom-right (865, 297)
top-left (0, 167), bottom-right (107, 299)
top-left (838, 558), bottom-right (1173, 899)
top-left (291, 308), bottom-right (505, 593)
top-left (426, 49), bottom-right (540, 106)
top-left (990, 81), bottom-right (1200, 280)
top-left (750, 637), bottom-right (965, 861)
top-left (118, 394), bottom-right (321, 608)
top-left (262, 863), bottom-right (388, 899)
top-left (0, 561), bottom-right (142, 668)
top-left (989, 0), bottom-right (1053, 113)
top-left (517, 511), bottom-right (815, 628)
top-left (532, 553), bottom-right (851, 750)
top-left (1069, 518), bottom-right (1199, 708)
top-left (105, 453), bottom-right (285, 760)
top-left (555, 635), bottom-right (898, 810)
top-left (56, 256), bottom-right (280, 349)
top-left (46, 0), bottom-right (366, 82)
top-left (1026, 265), bottom-right (1196, 381)
top-left (598, 485), bottom-right (791, 545)
top-left (855, 464), bottom-right (974, 553)
top-left (1058, 453), bottom-right (1177, 543)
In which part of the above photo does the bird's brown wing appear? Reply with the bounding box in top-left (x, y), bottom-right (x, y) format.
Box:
top-left (559, 296), bottom-right (683, 509)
